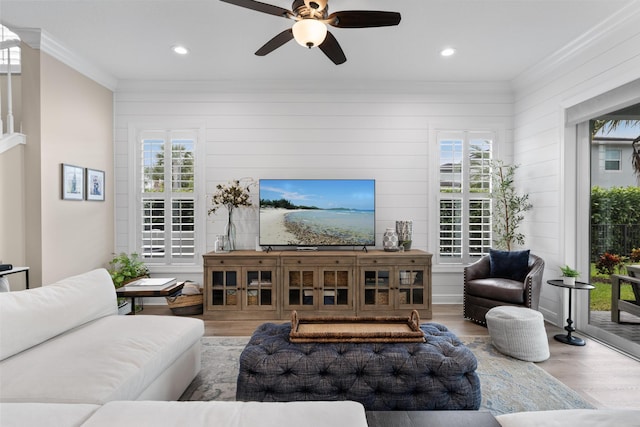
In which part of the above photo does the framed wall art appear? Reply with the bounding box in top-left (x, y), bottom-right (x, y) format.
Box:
top-left (61, 163), bottom-right (84, 200)
top-left (86, 168), bottom-right (105, 201)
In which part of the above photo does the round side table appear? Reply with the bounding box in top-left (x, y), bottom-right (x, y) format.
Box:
top-left (547, 279), bottom-right (595, 346)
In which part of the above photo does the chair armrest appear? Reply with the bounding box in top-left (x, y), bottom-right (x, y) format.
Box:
top-left (464, 256), bottom-right (491, 283)
top-left (612, 274), bottom-right (640, 301)
top-left (524, 256), bottom-right (545, 309)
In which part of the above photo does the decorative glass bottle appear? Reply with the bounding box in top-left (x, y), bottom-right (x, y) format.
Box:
top-left (214, 235), bottom-right (230, 253)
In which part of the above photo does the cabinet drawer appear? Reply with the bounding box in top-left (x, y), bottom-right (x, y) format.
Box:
top-left (282, 257), bottom-right (355, 266)
top-left (206, 258), bottom-right (277, 267)
top-left (359, 256), bottom-right (428, 266)
top-left (358, 258), bottom-right (388, 266)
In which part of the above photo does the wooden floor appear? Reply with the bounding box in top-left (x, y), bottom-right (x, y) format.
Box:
top-left (141, 304), bottom-right (640, 411)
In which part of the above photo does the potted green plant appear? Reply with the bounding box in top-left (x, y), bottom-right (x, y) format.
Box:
top-left (491, 160), bottom-right (533, 251)
top-left (108, 252), bottom-right (149, 288)
top-left (560, 265), bottom-right (580, 286)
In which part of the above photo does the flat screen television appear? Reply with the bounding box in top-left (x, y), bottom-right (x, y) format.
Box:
top-left (259, 179), bottom-right (375, 248)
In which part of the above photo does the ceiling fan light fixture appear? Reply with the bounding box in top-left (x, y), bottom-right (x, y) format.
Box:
top-left (292, 19), bottom-right (327, 48)
top-left (304, 0), bottom-right (327, 12)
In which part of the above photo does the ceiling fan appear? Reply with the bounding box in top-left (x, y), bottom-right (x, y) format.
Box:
top-left (219, 0), bottom-right (401, 65)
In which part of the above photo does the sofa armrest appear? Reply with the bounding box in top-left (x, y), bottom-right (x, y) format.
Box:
top-left (0, 268), bottom-right (117, 360)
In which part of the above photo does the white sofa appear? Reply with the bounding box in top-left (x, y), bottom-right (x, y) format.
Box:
top-left (0, 401), bottom-right (369, 427)
top-left (0, 268), bottom-right (204, 404)
top-left (1, 269), bottom-right (636, 426)
top-left (496, 409), bottom-right (640, 427)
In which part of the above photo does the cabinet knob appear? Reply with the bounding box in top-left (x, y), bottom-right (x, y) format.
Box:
top-left (258, 260), bottom-right (262, 264)
top-left (297, 260), bottom-right (301, 264)
top-left (373, 260), bottom-right (378, 264)
top-left (335, 260), bottom-right (339, 264)
top-left (411, 260), bottom-right (415, 263)
top-left (219, 260), bottom-right (224, 264)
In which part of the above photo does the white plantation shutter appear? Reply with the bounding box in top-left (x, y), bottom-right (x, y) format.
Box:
top-left (437, 132), bottom-right (493, 264)
top-left (139, 130), bottom-right (197, 264)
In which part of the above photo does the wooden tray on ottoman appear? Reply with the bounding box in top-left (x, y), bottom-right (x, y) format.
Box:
top-left (289, 310), bottom-right (425, 343)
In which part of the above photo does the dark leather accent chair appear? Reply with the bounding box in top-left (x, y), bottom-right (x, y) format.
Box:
top-left (463, 253), bottom-right (545, 325)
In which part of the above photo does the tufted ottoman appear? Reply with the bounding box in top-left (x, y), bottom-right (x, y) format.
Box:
top-left (485, 306), bottom-right (549, 362)
top-left (236, 322), bottom-right (481, 411)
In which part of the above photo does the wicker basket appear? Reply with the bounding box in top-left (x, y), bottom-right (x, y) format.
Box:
top-left (166, 293), bottom-right (203, 316)
top-left (247, 290), bottom-right (259, 306)
top-left (376, 292), bottom-right (389, 305)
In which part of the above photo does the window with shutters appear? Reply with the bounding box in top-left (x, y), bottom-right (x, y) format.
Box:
top-left (437, 131), bottom-right (493, 264)
top-left (137, 130), bottom-right (197, 265)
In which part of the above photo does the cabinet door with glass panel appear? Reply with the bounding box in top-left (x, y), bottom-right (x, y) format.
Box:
top-left (244, 267), bottom-right (276, 311)
top-left (358, 252), bottom-right (432, 316)
top-left (319, 267), bottom-right (353, 311)
top-left (283, 256), bottom-right (354, 313)
top-left (359, 266), bottom-right (393, 312)
top-left (207, 267), bottom-right (241, 312)
top-left (204, 253), bottom-right (278, 317)
top-left (396, 265), bottom-right (429, 310)
top-left (283, 266), bottom-right (317, 312)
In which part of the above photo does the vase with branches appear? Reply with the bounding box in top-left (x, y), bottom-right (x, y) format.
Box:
top-left (491, 160), bottom-right (533, 251)
top-left (208, 178), bottom-right (255, 251)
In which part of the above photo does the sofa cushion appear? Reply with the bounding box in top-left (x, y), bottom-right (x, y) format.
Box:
top-left (0, 269), bottom-right (117, 360)
top-left (495, 409), bottom-right (640, 427)
top-left (0, 315), bottom-right (203, 404)
top-left (0, 403), bottom-right (100, 427)
top-left (82, 401), bottom-right (369, 427)
top-left (489, 249), bottom-right (530, 282)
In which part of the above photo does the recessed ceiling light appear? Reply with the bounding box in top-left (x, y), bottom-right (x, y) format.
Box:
top-left (440, 47), bottom-right (456, 57)
top-left (172, 45), bottom-right (189, 55)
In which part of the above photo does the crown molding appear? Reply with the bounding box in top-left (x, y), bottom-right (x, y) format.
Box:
top-left (12, 27), bottom-right (117, 91)
top-left (512, 1), bottom-right (640, 92)
top-left (115, 78), bottom-right (513, 97)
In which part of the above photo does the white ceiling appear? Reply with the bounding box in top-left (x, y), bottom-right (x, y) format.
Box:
top-left (0, 0), bottom-right (636, 84)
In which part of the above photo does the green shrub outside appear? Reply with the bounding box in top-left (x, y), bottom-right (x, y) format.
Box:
top-left (591, 186), bottom-right (640, 225)
top-left (589, 263), bottom-right (636, 311)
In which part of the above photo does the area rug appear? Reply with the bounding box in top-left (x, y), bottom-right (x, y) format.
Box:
top-left (180, 335), bottom-right (594, 416)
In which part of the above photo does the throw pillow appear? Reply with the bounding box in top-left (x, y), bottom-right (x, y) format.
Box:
top-left (489, 249), bottom-right (530, 282)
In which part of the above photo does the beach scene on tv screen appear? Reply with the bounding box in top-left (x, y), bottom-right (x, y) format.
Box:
top-left (260, 179), bottom-right (375, 246)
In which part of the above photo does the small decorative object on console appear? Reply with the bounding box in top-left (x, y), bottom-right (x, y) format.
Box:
top-left (383, 227), bottom-right (399, 251)
top-left (396, 220), bottom-right (412, 251)
top-left (214, 234), bottom-right (230, 253)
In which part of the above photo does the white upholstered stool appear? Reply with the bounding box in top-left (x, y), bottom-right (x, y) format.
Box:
top-left (485, 306), bottom-right (550, 362)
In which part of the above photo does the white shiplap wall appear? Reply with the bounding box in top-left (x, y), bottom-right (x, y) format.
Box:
top-left (114, 81), bottom-right (513, 303)
top-left (512, 1), bottom-right (640, 326)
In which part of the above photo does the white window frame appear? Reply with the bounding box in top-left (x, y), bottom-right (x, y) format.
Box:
top-left (128, 123), bottom-right (205, 269)
top-left (434, 130), bottom-right (495, 265)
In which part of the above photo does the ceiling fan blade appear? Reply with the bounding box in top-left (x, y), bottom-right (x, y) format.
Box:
top-left (255, 29), bottom-right (294, 56)
top-left (318, 31), bottom-right (346, 65)
top-left (328, 11), bottom-right (401, 28)
top-left (220, 0), bottom-right (292, 18)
